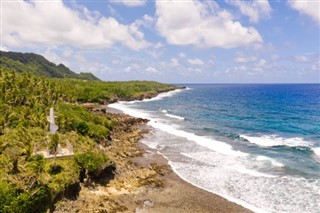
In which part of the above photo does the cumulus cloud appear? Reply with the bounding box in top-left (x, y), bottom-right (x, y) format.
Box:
top-left (155, 0), bottom-right (262, 48)
top-left (111, 0), bottom-right (146, 7)
top-left (124, 66), bottom-right (132, 73)
top-left (2, 0), bottom-right (149, 50)
top-left (226, 0), bottom-right (272, 23)
top-left (188, 58), bottom-right (204, 65)
top-left (288, 0), bottom-right (320, 23)
top-left (41, 48), bottom-right (72, 67)
top-left (146, 66), bottom-right (158, 73)
top-left (235, 54), bottom-right (258, 63)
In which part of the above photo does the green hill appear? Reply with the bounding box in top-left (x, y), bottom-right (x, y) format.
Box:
top-left (0, 51), bottom-right (100, 81)
top-left (0, 68), bottom-right (178, 212)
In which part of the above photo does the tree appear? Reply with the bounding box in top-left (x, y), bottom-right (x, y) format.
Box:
top-left (28, 154), bottom-right (46, 184)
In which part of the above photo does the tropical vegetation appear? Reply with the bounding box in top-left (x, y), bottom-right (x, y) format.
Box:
top-left (0, 54), bottom-right (177, 212)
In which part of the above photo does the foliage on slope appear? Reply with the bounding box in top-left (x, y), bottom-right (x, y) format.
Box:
top-left (0, 68), bottom-right (177, 212)
top-left (0, 51), bottom-right (100, 80)
top-left (55, 78), bottom-right (177, 103)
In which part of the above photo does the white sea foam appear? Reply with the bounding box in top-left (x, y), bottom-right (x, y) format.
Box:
top-left (109, 102), bottom-right (150, 119)
top-left (240, 134), bottom-right (313, 147)
top-left (256, 155), bottom-right (284, 167)
top-left (149, 120), bottom-right (247, 157)
top-left (160, 109), bottom-right (168, 113)
top-left (141, 88), bottom-right (184, 102)
top-left (312, 147), bottom-right (320, 157)
top-left (182, 152), bottom-right (276, 178)
top-left (167, 160), bottom-right (270, 213)
top-left (110, 101), bottom-right (246, 157)
top-left (160, 109), bottom-right (185, 120)
top-left (164, 113), bottom-right (185, 120)
top-left (168, 159), bottom-right (320, 213)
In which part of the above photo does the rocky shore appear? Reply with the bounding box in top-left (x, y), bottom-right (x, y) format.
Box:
top-left (54, 107), bottom-right (252, 213)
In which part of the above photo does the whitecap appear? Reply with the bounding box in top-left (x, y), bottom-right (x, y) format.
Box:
top-left (149, 121), bottom-right (247, 157)
top-left (256, 155), bottom-right (285, 167)
top-left (240, 134), bottom-right (313, 147)
top-left (164, 113), bottom-right (185, 120)
top-left (312, 147), bottom-right (320, 157)
top-left (141, 88), bottom-right (185, 102)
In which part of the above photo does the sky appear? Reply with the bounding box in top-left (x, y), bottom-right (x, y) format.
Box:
top-left (1, 0), bottom-right (319, 83)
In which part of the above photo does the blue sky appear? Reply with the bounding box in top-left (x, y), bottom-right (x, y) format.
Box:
top-left (1, 0), bottom-right (319, 83)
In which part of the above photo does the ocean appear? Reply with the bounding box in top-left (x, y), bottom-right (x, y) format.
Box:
top-left (109, 84), bottom-right (320, 213)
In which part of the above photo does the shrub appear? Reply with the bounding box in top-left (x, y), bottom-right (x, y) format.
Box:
top-left (74, 152), bottom-right (109, 174)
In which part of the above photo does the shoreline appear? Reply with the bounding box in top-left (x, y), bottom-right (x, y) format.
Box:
top-left (54, 107), bottom-right (252, 212)
top-left (104, 104), bottom-right (253, 212)
top-left (106, 91), bottom-right (256, 212)
top-left (134, 139), bottom-right (252, 213)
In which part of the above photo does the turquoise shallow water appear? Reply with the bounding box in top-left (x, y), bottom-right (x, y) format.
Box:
top-left (110, 84), bottom-right (320, 213)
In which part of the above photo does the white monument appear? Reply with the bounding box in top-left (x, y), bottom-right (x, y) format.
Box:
top-left (47, 108), bottom-right (59, 134)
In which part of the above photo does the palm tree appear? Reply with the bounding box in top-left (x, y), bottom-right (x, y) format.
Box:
top-left (28, 154), bottom-right (46, 184)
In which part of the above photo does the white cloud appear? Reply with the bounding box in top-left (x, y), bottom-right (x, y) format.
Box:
top-left (131, 63), bottom-right (141, 69)
top-left (0, 46), bottom-right (10, 52)
top-left (170, 58), bottom-right (180, 67)
top-left (258, 59), bottom-right (267, 66)
top-left (146, 66), bottom-right (158, 73)
top-left (155, 0), bottom-right (262, 48)
top-left (154, 42), bottom-right (163, 49)
top-left (293, 53), bottom-right (319, 63)
top-left (107, 5), bottom-right (120, 18)
top-left (294, 55), bottom-right (310, 63)
top-left (288, 0), bottom-right (320, 23)
top-left (225, 57), bottom-right (272, 76)
top-left (226, 0), bottom-right (272, 23)
top-left (188, 58), bottom-right (204, 65)
top-left (62, 48), bottom-right (74, 58)
top-left (178, 52), bottom-right (186, 58)
top-left (2, 0), bottom-right (149, 50)
top-left (41, 48), bottom-right (72, 67)
top-left (188, 67), bottom-right (202, 73)
top-left (235, 54), bottom-right (258, 63)
top-left (111, 0), bottom-right (146, 7)
top-left (124, 66), bottom-right (132, 73)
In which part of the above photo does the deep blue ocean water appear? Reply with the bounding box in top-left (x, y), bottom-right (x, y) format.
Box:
top-left (110, 84), bottom-right (320, 213)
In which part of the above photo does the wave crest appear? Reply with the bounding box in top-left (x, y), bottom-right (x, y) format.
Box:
top-left (240, 134), bottom-right (313, 147)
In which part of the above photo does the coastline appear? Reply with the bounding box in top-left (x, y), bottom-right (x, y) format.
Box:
top-left (106, 103), bottom-right (253, 212)
top-left (54, 107), bottom-right (252, 213)
top-left (133, 140), bottom-right (252, 213)
top-left (105, 89), bottom-right (253, 212)
top-left (54, 88), bottom-right (252, 212)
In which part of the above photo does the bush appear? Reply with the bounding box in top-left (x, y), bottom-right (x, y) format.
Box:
top-left (0, 181), bottom-right (51, 213)
top-left (75, 152), bottom-right (109, 174)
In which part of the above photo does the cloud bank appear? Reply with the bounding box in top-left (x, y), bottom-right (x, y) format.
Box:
top-left (2, 0), bottom-right (149, 50)
top-left (226, 0), bottom-right (272, 23)
top-left (155, 0), bottom-right (262, 48)
top-left (288, 0), bottom-right (320, 23)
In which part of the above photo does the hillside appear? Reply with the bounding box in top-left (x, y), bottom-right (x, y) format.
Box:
top-left (0, 51), bottom-right (100, 81)
top-left (0, 67), bottom-right (179, 212)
